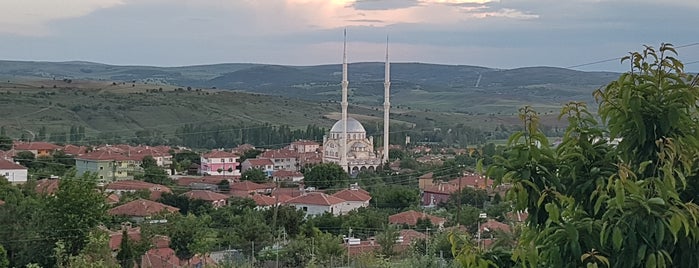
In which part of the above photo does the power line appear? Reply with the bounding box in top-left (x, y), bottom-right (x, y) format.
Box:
top-left (564, 42), bottom-right (699, 70)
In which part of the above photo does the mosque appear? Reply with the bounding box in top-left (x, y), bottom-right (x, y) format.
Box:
top-left (323, 31), bottom-right (391, 175)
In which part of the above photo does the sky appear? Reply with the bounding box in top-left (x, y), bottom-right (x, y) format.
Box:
top-left (1, 0), bottom-right (698, 71)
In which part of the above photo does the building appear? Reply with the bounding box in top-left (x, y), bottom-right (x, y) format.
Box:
top-left (388, 210), bottom-right (447, 228)
top-left (332, 187), bottom-right (371, 212)
top-left (182, 190), bottom-right (229, 208)
top-left (108, 199), bottom-right (179, 222)
top-left (322, 33), bottom-right (388, 175)
top-left (289, 140), bottom-right (320, 153)
top-left (257, 149), bottom-right (299, 171)
top-left (104, 180), bottom-right (172, 201)
top-left (0, 158), bottom-right (28, 184)
top-left (75, 149), bottom-right (141, 183)
top-left (13, 141), bottom-right (61, 157)
top-left (284, 192), bottom-right (346, 216)
top-left (271, 170), bottom-right (304, 182)
top-left (200, 150), bottom-right (240, 176)
top-left (240, 158), bottom-right (274, 177)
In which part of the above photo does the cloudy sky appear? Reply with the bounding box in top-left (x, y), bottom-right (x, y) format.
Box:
top-left (1, 0), bottom-right (698, 71)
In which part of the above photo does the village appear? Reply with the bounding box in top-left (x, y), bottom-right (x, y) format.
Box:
top-left (0, 138), bottom-right (521, 267)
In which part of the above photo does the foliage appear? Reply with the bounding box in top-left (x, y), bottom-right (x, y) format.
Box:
top-left (140, 156), bottom-right (158, 169)
top-left (0, 136), bottom-right (11, 151)
top-left (370, 185), bottom-right (420, 210)
top-left (0, 245), bottom-right (8, 268)
top-left (116, 230), bottom-right (134, 268)
top-left (158, 192), bottom-right (213, 216)
top-left (241, 168), bottom-right (268, 183)
top-left (443, 187), bottom-right (489, 209)
top-left (166, 213), bottom-right (216, 260)
top-left (376, 225), bottom-right (400, 257)
top-left (13, 151), bottom-right (35, 169)
top-left (60, 231), bottom-right (119, 268)
top-left (303, 163), bottom-right (349, 189)
top-left (136, 166), bottom-right (173, 186)
top-left (477, 44), bottom-right (699, 268)
top-left (415, 217), bottom-right (435, 232)
top-left (263, 205), bottom-right (305, 237)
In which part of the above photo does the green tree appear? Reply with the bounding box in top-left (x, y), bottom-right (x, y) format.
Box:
top-left (376, 225), bottom-right (399, 257)
top-left (13, 151), bottom-right (34, 169)
top-left (140, 156), bottom-right (157, 169)
top-left (370, 185), bottom-right (419, 210)
top-left (116, 230), bottom-right (134, 268)
top-left (481, 44), bottom-right (699, 268)
top-left (0, 244), bottom-right (8, 268)
top-left (263, 205), bottom-right (305, 237)
top-left (0, 136), bottom-right (11, 151)
top-left (241, 168), bottom-right (268, 183)
top-left (303, 163), bottom-right (349, 189)
top-left (166, 213), bottom-right (216, 260)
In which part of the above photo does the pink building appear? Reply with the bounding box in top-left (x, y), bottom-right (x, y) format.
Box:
top-left (200, 150), bottom-right (240, 176)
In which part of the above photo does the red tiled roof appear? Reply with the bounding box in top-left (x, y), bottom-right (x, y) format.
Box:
top-left (76, 149), bottom-right (131, 161)
top-left (0, 158), bottom-right (27, 170)
top-left (506, 211), bottom-right (529, 223)
top-left (285, 192), bottom-right (345, 206)
top-left (258, 149), bottom-right (298, 159)
top-left (13, 141), bottom-right (61, 151)
top-left (419, 172), bottom-right (434, 180)
top-left (108, 227), bottom-right (141, 250)
top-left (106, 193), bottom-right (120, 204)
top-left (230, 180), bottom-right (269, 192)
top-left (62, 144), bottom-right (88, 156)
top-left (106, 180), bottom-right (171, 192)
top-left (175, 176), bottom-right (231, 186)
top-left (251, 194), bottom-right (276, 206)
top-left (272, 170), bottom-right (304, 178)
top-left (291, 140), bottom-right (319, 146)
top-left (0, 200), bottom-right (5, 205)
top-left (448, 174), bottom-right (493, 189)
top-left (480, 219), bottom-right (511, 233)
top-left (246, 158), bottom-right (273, 166)
top-left (272, 187), bottom-right (304, 198)
top-left (399, 229), bottom-right (427, 245)
top-left (108, 199), bottom-right (179, 217)
top-left (422, 183), bottom-right (460, 195)
top-left (202, 150), bottom-right (238, 159)
top-left (141, 247), bottom-right (181, 268)
top-left (388, 210), bottom-right (446, 226)
top-left (332, 189), bottom-right (371, 202)
top-left (36, 179), bottom-right (60, 195)
top-left (182, 190), bottom-right (228, 202)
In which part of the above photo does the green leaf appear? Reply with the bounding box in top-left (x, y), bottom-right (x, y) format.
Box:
top-left (646, 252), bottom-right (657, 268)
top-left (648, 197), bottom-right (665, 206)
top-left (612, 226), bottom-right (623, 251)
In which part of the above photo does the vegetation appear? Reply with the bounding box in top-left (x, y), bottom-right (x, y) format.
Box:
top-left (455, 44), bottom-right (699, 267)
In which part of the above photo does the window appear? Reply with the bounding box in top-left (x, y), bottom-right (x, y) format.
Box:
top-left (99, 166), bottom-right (104, 170)
top-left (221, 159), bottom-right (225, 163)
top-left (302, 207), bottom-right (308, 211)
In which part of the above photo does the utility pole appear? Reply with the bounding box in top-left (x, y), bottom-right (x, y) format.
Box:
top-left (425, 227), bottom-right (430, 255)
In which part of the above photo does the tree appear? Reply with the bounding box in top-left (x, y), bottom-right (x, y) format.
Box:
top-left (303, 163), bottom-right (349, 189)
top-left (376, 225), bottom-right (399, 257)
top-left (0, 136), bottom-right (11, 151)
top-left (46, 172), bottom-right (108, 256)
top-left (166, 214), bottom-right (216, 260)
top-left (263, 205), bottom-right (305, 236)
top-left (140, 156), bottom-right (157, 169)
top-left (415, 217), bottom-right (434, 232)
top-left (137, 166), bottom-right (172, 186)
top-left (241, 168), bottom-right (268, 183)
top-left (370, 185), bottom-right (419, 210)
top-left (0, 245), bottom-right (8, 268)
top-left (13, 151), bottom-right (34, 169)
top-left (480, 44), bottom-right (699, 267)
top-left (116, 230), bottom-right (134, 268)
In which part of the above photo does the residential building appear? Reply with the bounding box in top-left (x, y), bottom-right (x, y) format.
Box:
top-left (75, 149), bottom-right (140, 183)
top-left (258, 149), bottom-right (299, 171)
top-left (284, 192), bottom-right (347, 216)
top-left (240, 158), bottom-right (274, 177)
top-left (104, 180), bottom-right (172, 201)
top-left (182, 190), bottom-right (229, 208)
top-left (229, 180), bottom-right (273, 195)
top-left (176, 176), bottom-right (235, 191)
top-left (289, 140), bottom-right (320, 153)
top-left (35, 179), bottom-right (59, 195)
top-left (108, 199), bottom-right (179, 223)
top-left (200, 150), bottom-right (240, 176)
top-left (388, 210), bottom-right (447, 228)
top-left (271, 170), bottom-right (304, 182)
top-left (332, 187), bottom-right (371, 212)
top-left (13, 141), bottom-right (61, 157)
top-left (0, 158), bottom-right (28, 184)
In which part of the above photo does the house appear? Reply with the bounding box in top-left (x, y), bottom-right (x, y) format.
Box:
top-left (258, 149), bottom-right (299, 171)
top-left (332, 187), bottom-right (371, 213)
top-left (418, 172), bottom-right (435, 190)
top-left (249, 194), bottom-right (277, 209)
top-left (421, 182), bottom-right (459, 207)
top-left (298, 151), bottom-right (323, 168)
top-left (74, 149), bottom-right (140, 183)
top-left (284, 192), bottom-right (347, 216)
top-left (271, 170), bottom-right (304, 182)
top-left (61, 144), bottom-right (87, 156)
top-left (176, 176), bottom-right (235, 191)
top-left (0, 158), bottom-right (28, 184)
top-left (182, 190), bottom-right (229, 208)
top-left (388, 210), bottom-right (447, 228)
top-left (13, 141), bottom-right (61, 157)
top-left (479, 219), bottom-right (511, 234)
top-left (106, 193), bottom-right (120, 205)
top-left (200, 150), bottom-right (240, 176)
top-left (229, 180), bottom-right (273, 195)
top-left (345, 229), bottom-right (427, 256)
top-left (289, 140), bottom-right (320, 153)
top-left (35, 179), bottom-right (60, 195)
top-left (240, 158), bottom-right (274, 177)
top-left (108, 199), bottom-right (179, 222)
top-left (104, 224), bottom-right (141, 251)
top-left (104, 180), bottom-right (172, 201)
top-left (141, 236), bottom-right (217, 268)
top-left (231, 144), bottom-right (256, 156)
top-left (448, 173), bottom-right (493, 190)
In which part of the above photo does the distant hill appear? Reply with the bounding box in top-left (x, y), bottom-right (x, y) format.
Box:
top-left (0, 60), bottom-right (618, 115)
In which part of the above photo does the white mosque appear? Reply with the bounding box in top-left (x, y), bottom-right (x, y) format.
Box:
top-left (323, 31), bottom-right (391, 175)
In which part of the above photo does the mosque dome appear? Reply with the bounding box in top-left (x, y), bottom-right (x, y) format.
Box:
top-left (330, 117), bottom-right (366, 133)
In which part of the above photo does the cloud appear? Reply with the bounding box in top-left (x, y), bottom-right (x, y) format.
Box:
top-left (0, 0), bottom-right (124, 36)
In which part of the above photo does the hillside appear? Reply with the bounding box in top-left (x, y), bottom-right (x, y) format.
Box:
top-left (0, 60), bottom-right (617, 115)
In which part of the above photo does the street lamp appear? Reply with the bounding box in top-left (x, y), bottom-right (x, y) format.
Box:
top-left (477, 213), bottom-right (487, 250)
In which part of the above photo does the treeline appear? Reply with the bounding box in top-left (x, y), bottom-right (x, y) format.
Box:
top-left (174, 123), bottom-right (327, 149)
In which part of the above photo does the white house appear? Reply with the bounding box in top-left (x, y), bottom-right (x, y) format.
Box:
top-left (0, 158), bottom-right (28, 184)
top-left (240, 158), bottom-right (274, 177)
top-left (284, 192), bottom-right (346, 216)
top-left (332, 188), bottom-right (371, 213)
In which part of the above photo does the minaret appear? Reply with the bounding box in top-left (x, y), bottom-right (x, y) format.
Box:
top-left (382, 37), bottom-right (390, 164)
top-left (340, 29), bottom-right (349, 171)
